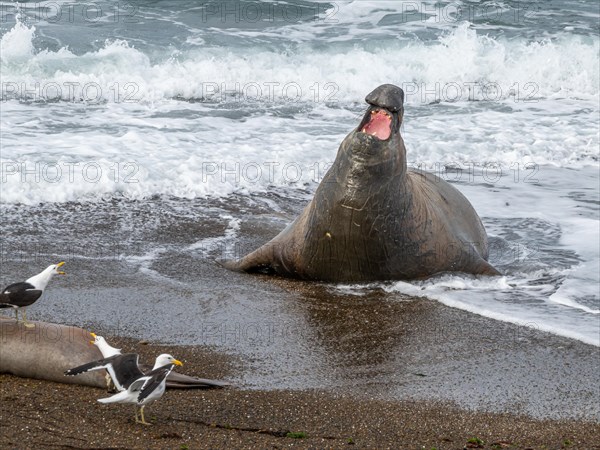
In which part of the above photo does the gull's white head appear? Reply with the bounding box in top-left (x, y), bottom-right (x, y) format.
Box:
top-left (153, 354), bottom-right (183, 370)
top-left (26, 262), bottom-right (66, 290)
top-left (90, 332), bottom-right (121, 357)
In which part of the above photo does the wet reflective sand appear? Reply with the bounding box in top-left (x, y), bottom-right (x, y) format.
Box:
top-left (1, 198), bottom-right (597, 422)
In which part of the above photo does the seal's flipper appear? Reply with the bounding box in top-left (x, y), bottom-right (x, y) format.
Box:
top-left (218, 242), bottom-right (283, 275)
top-left (219, 258), bottom-right (278, 275)
top-left (166, 371), bottom-right (231, 389)
top-left (473, 259), bottom-right (502, 276)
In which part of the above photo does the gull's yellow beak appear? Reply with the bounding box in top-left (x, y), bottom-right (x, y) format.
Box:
top-left (173, 359), bottom-right (183, 367)
top-left (90, 332), bottom-right (96, 344)
top-left (56, 261), bottom-right (66, 275)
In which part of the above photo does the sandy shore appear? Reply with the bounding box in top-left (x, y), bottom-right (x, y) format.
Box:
top-left (0, 316), bottom-right (600, 449)
top-left (1, 200), bottom-right (599, 448)
top-left (1, 335), bottom-right (599, 450)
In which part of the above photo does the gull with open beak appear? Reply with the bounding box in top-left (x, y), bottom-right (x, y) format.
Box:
top-left (0, 262), bottom-right (66, 327)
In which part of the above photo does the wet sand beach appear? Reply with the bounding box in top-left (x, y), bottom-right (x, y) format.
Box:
top-left (1, 200), bottom-right (599, 448)
top-left (1, 330), bottom-right (600, 449)
top-left (1, 298), bottom-right (599, 449)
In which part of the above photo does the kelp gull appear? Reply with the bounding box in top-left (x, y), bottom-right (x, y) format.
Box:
top-left (0, 262), bottom-right (66, 327)
top-left (98, 353), bottom-right (182, 425)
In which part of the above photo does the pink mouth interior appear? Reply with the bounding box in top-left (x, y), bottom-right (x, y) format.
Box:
top-left (361, 110), bottom-right (392, 140)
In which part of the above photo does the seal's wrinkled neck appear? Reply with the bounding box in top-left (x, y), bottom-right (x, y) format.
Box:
top-left (322, 84), bottom-right (410, 206)
top-left (338, 102), bottom-right (406, 180)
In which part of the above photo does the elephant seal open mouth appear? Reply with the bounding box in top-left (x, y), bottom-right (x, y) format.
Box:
top-left (222, 84), bottom-right (500, 282)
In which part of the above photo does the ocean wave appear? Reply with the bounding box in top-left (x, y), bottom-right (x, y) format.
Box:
top-left (0, 14), bottom-right (598, 205)
top-left (1, 17), bottom-right (598, 105)
top-left (332, 273), bottom-right (600, 347)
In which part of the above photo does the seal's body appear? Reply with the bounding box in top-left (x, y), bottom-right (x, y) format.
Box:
top-left (223, 84), bottom-right (499, 281)
top-left (0, 317), bottom-right (105, 387)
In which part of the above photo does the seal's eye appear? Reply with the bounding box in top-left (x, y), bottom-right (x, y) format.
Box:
top-left (361, 109), bottom-right (392, 140)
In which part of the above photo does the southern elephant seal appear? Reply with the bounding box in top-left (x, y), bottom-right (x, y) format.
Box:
top-left (0, 317), bottom-right (105, 387)
top-left (222, 84), bottom-right (500, 282)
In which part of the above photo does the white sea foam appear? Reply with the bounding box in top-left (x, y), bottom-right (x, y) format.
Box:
top-left (547, 217), bottom-right (600, 315)
top-left (187, 216), bottom-right (241, 258)
top-left (1, 18), bottom-right (598, 104)
top-left (123, 247), bottom-right (186, 286)
top-left (0, 15), bottom-right (35, 63)
top-left (333, 267), bottom-right (599, 347)
top-left (0, 18), bottom-right (597, 207)
top-left (381, 274), bottom-right (600, 347)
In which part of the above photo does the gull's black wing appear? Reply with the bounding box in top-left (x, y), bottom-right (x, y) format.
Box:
top-left (65, 355), bottom-right (121, 376)
top-left (113, 354), bottom-right (145, 390)
top-left (137, 365), bottom-right (172, 403)
top-left (65, 353), bottom-right (143, 392)
top-left (1, 282), bottom-right (42, 308)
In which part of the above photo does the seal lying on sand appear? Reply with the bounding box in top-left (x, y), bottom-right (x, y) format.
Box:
top-left (223, 84), bottom-right (500, 281)
top-left (0, 317), bottom-right (105, 387)
top-left (0, 318), bottom-right (230, 390)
